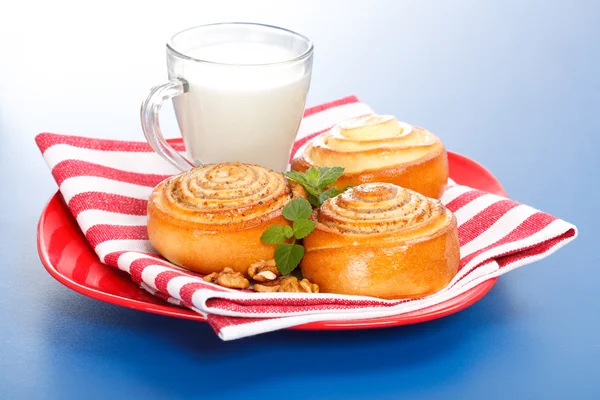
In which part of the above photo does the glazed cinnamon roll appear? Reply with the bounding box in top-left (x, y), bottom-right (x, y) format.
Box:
top-left (291, 114), bottom-right (448, 199)
top-left (147, 163), bottom-right (306, 276)
top-left (301, 183), bottom-right (459, 299)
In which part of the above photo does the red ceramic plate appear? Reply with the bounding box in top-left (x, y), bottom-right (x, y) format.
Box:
top-left (37, 152), bottom-right (506, 330)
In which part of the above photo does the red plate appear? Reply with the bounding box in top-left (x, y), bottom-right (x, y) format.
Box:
top-left (37, 152), bottom-right (506, 330)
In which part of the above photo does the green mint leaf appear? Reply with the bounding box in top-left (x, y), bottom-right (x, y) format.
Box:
top-left (260, 225), bottom-right (286, 245)
top-left (293, 218), bottom-right (316, 239)
top-left (284, 171), bottom-right (309, 186)
top-left (283, 225), bottom-right (294, 239)
top-left (304, 166), bottom-right (320, 186)
top-left (282, 197), bottom-right (312, 221)
top-left (318, 186), bottom-right (350, 205)
top-left (302, 184), bottom-right (322, 198)
top-left (274, 243), bottom-right (305, 275)
top-left (286, 166), bottom-right (347, 205)
top-left (307, 193), bottom-right (321, 207)
top-left (317, 166), bottom-right (345, 188)
top-left (285, 171), bottom-right (320, 197)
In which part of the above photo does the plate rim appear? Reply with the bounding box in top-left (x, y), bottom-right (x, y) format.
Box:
top-left (37, 151), bottom-right (506, 330)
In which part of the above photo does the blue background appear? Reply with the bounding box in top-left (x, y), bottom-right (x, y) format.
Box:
top-left (0, 1), bottom-right (598, 399)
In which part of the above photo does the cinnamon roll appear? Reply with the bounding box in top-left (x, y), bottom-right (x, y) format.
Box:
top-left (291, 114), bottom-right (448, 198)
top-left (147, 163), bottom-right (306, 276)
top-left (301, 183), bottom-right (459, 299)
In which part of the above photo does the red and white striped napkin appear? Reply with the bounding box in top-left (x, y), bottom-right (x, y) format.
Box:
top-left (36, 96), bottom-right (577, 340)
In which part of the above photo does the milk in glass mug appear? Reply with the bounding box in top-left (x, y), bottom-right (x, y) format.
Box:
top-left (141, 23), bottom-right (314, 172)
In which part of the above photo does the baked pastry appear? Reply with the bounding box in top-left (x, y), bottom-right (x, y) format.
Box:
top-left (291, 114), bottom-right (448, 199)
top-left (301, 183), bottom-right (459, 299)
top-left (147, 163), bottom-right (306, 276)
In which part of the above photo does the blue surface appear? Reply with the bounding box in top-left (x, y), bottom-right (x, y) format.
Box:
top-left (1, 1), bottom-right (598, 399)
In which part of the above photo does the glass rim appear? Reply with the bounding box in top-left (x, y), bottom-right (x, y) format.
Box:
top-left (166, 22), bottom-right (314, 66)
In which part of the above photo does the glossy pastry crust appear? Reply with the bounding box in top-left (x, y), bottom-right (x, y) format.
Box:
top-left (301, 183), bottom-right (460, 299)
top-left (147, 163), bottom-right (306, 276)
top-left (291, 115), bottom-right (449, 199)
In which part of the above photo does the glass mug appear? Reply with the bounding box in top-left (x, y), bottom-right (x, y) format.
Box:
top-left (140, 23), bottom-right (314, 172)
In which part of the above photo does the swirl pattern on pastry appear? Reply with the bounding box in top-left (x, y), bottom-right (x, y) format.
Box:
top-left (153, 163), bottom-right (293, 226)
top-left (302, 115), bottom-right (443, 173)
top-left (301, 183), bottom-right (459, 299)
top-left (317, 183), bottom-right (446, 235)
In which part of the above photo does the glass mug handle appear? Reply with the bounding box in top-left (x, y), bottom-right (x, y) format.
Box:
top-left (140, 78), bottom-right (195, 171)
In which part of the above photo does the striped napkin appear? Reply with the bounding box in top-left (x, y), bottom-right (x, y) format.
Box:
top-left (36, 96), bottom-right (577, 340)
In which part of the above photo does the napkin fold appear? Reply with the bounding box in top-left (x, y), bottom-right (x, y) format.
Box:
top-left (36, 96), bottom-right (577, 340)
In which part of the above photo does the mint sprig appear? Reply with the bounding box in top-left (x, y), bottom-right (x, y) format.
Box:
top-left (282, 197), bottom-right (313, 220)
top-left (274, 244), bottom-right (305, 275)
top-left (261, 167), bottom-right (349, 275)
top-left (292, 219), bottom-right (316, 239)
top-left (260, 197), bottom-right (315, 275)
top-left (285, 166), bottom-right (351, 207)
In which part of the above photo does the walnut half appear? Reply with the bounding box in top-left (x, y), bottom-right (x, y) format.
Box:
top-left (203, 267), bottom-right (250, 289)
top-left (299, 279), bottom-right (320, 294)
top-left (254, 276), bottom-right (319, 293)
top-left (248, 259), bottom-right (280, 282)
top-left (253, 278), bottom-right (283, 293)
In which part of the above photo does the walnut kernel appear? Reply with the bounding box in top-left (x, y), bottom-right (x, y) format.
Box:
top-left (253, 278), bottom-right (282, 292)
top-left (203, 272), bottom-right (218, 282)
top-left (299, 279), bottom-right (320, 293)
top-left (248, 259), bottom-right (280, 281)
top-left (278, 276), bottom-right (302, 292)
top-left (204, 267), bottom-right (250, 289)
top-left (253, 276), bottom-right (319, 294)
top-left (254, 270), bottom-right (279, 282)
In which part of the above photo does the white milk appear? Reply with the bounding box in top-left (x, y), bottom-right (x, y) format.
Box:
top-left (172, 42), bottom-right (311, 172)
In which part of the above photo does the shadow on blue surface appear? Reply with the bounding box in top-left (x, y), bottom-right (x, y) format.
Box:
top-left (37, 280), bottom-right (516, 398)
